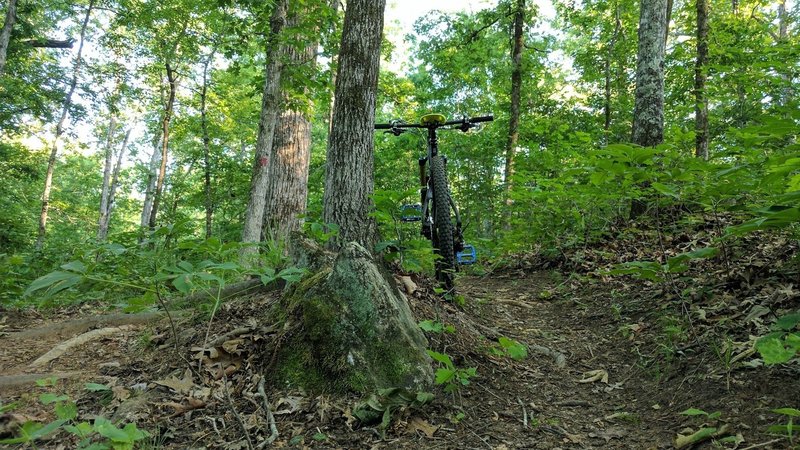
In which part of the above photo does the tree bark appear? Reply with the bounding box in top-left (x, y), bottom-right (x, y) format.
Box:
top-left (323, 0), bottom-right (386, 250)
top-left (241, 0), bottom-right (288, 262)
top-left (140, 134), bottom-right (161, 229)
top-left (103, 128), bottom-right (130, 234)
top-left (631, 0), bottom-right (667, 147)
top-left (200, 50), bottom-right (215, 239)
top-left (35, 0), bottom-right (94, 251)
top-left (0, 0), bottom-right (17, 77)
top-left (263, 12), bottom-right (317, 243)
top-left (97, 117), bottom-right (117, 242)
top-left (147, 62), bottom-right (177, 230)
top-left (694, 0), bottom-right (709, 159)
top-left (504, 0), bottom-right (524, 202)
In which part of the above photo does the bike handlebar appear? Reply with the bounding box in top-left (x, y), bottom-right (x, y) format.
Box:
top-left (374, 114), bottom-right (494, 131)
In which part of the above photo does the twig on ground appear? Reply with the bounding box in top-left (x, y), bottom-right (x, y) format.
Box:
top-left (222, 373), bottom-right (254, 450)
top-left (256, 376), bottom-right (279, 448)
top-left (739, 439), bottom-right (784, 450)
top-left (30, 325), bottom-right (136, 367)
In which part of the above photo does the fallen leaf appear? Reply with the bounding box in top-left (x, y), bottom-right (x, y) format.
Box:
top-left (577, 369), bottom-right (609, 384)
top-left (154, 369), bottom-right (194, 394)
top-left (222, 339), bottom-right (244, 354)
top-left (112, 386), bottom-right (130, 401)
top-left (274, 396), bottom-right (305, 415)
top-left (408, 417), bottom-right (439, 438)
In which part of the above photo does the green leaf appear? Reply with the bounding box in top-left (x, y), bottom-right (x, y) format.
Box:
top-left (93, 417), bottom-right (131, 442)
top-left (35, 377), bottom-right (58, 387)
top-left (773, 408), bottom-right (800, 417)
top-left (652, 182), bottom-right (679, 198)
top-left (680, 408), bottom-right (708, 416)
top-left (39, 393), bottom-right (69, 404)
top-left (498, 337), bottom-right (528, 360)
top-left (776, 313), bottom-right (800, 331)
top-left (30, 419), bottom-right (67, 440)
top-left (85, 382), bottom-right (111, 392)
top-left (756, 336), bottom-right (797, 365)
top-left (434, 368), bottom-right (456, 385)
top-left (426, 350), bottom-right (453, 368)
top-left (25, 271), bottom-right (83, 297)
top-left (172, 274), bottom-right (193, 293)
top-left (65, 422), bottom-right (94, 438)
top-left (61, 260), bottom-right (87, 273)
top-left (55, 401), bottom-right (78, 420)
top-left (419, 320), bottom-right (444, 333)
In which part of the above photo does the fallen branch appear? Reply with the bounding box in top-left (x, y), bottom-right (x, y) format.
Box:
top-left (0, 372), bottom-right (82, 390)
top-left (256, 377), bottom-right (278, 448)
top-left (30, 325), bottom-right (136, 367)
top-left (222, 373), bottom-right (254, 450)
top-left (207, 326), bottom-right (275, 349)
top-left (495, 299), bottom-right (535, 309)
top-left (10, 312), bottom-right (166, 340)
top-left (674, 424), bottom-right (731, 449)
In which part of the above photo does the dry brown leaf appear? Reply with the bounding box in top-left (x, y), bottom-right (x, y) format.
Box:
top-left (274, 396), bottom-right (305, 415)
top-left (222, 338), bottom-right (244, 354)
top-left (154, 368), bottom-right (194, 394)
top-left (112, 385), bottom-right (130, 401)
top-left (408, 417), bottom-right (439, 438)
top-left (577, 369), bottom-right (609, 384)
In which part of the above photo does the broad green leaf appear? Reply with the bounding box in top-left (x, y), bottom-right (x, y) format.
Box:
top-left (25, 271), bottom-right (82, 297)
top-left (85, 382), bottom-right (111, 392)
top-left (680, 408), bottom-right (708, 416)
top-left (419, 320), bottom-right (443, 333)
top-left (55, 401), bottom-right (77, 420)
top-left (776, 313), bottom-right (800, 331)
top-left (756, 336), bottom-right (797, 365)
top-left (61, 260), bottom-right (87, 273)
top-left (773, 408), bottom-right (800, 417)
top-left (426, 350), bottom-right (453, 367)
top-left (39, 393), bottom-right (69, 404)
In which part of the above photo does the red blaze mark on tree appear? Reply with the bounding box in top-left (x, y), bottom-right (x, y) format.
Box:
top-left (259, 156), bottom-right (269, 167)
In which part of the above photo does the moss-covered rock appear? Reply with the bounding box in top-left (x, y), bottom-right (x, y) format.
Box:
top-left (275, 242), bottom-right (432, 393)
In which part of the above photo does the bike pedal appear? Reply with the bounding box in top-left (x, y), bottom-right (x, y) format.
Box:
top-left (400, 204), bottom-right (422, 222)
top-left (457, 244), bottom-right (477, 265)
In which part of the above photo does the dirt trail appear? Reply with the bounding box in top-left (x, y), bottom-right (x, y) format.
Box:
top-left (0, 270), bottom-right (794, 449)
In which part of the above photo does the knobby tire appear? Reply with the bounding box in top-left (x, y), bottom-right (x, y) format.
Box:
top-left (430, 155), bottom-right (455, 291)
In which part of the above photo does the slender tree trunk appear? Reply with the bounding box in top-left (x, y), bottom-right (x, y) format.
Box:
top-left (631, 0), bottom-right (667, 147)
top-left (0, 0), bottom-right (17, 76)
top-left (322, 0), bottom-right (386, 249)
top-left (241, 0), bottom-right (288, 261)
top-left (97, 117), bottom-right (117, 241)
top-left (200, 51), bottom-right (215, 239)
top-left (327, 0), bottom-right (340, 133)
top-left (504, 0), bottom-right (524, 202)
top-left (106, 130), bottom-right (129, 216)
top-left (777, 0), bottom-right (791, 107)
top-left (98, 128), bottom-right (130, 242)
top-left (604, 6), bottom-right (621, 133)
top-left (664, 0), bottom-right (674, 44)
top-left (148, 62), bottom-right (177, 230)
top-left (36, 0), bottom-right (94, 251)
top-left (140, 134), bottom-right (160, 228)
top-left (694, 0), bottom-right (709, 159)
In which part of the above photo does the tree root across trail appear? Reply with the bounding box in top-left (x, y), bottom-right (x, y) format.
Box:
top-left (0, 267), bottom-right (796, 449)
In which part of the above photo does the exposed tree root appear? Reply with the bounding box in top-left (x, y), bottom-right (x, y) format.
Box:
top-left (0, 372), bottom-right (83, 390)
top-left (29, 325), bottom-right (137, 367)
top-left (9, 312), bottom-right (165, 340)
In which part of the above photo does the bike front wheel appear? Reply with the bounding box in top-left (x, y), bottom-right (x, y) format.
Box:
top-left (429, 155), bottom-right (456, 291)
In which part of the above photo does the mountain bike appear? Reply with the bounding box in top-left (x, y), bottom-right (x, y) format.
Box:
top-left (375, 113), bottom-right (494, 290)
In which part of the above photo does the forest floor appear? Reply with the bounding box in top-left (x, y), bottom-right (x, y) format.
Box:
top-left (1, 229), bottom-right (798, 449)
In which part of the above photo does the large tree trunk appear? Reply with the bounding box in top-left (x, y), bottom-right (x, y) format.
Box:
top-left (694, 0), bottom-right (709, 159)
top-left (322, 0), bottom-right (385, 249)
top-left (276, 241), bottom-right (432, 392)
top-left (0, 0), bottom-right (17, 76)
top-left (263, 110), bottom-right (312, 241)
top-left (504, 0), bottom-right (524, 205)
top-left (200, 51), bottom-right (215, 239)
top-left (35, 0), bottom-right (94, 251)
top-left (631, 0), bottom-right (667, 147)
top-left (241, 0), bottom-right (288, 262)
top-left (97, 117), bottom-right (117, 242)
top-left (148, 62), bottom-right (177, 230)
top-left (262, 11), bottom-right (316, 242)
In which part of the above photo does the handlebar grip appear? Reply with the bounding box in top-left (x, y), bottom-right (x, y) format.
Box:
top-left (375, 123), bottom-right (392, 129)
top-left (470, 115), bottom-right (494, 123)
